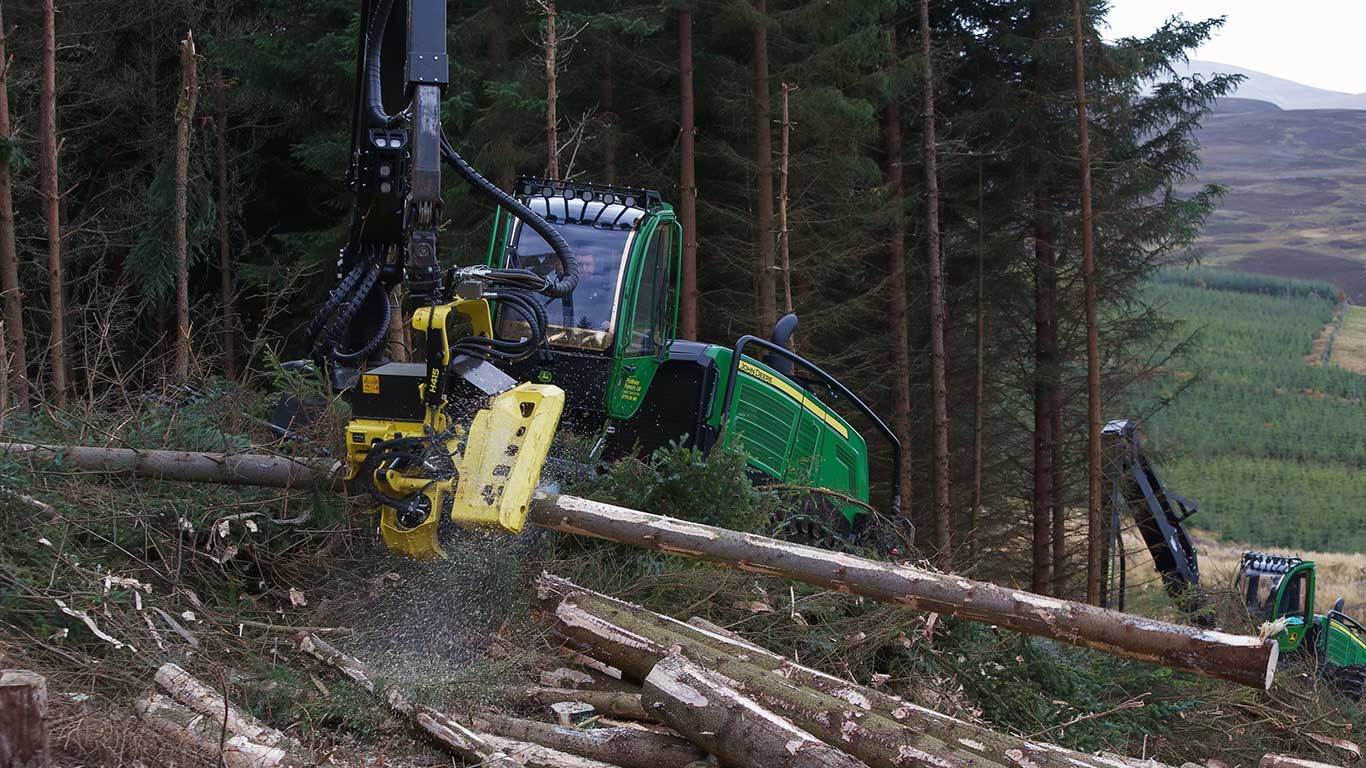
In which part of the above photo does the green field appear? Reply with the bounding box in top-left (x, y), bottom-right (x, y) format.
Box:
top-left (1137, 269), bottom-right (1366, 553)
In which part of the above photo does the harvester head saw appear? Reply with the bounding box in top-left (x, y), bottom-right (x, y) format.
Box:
top-left (340, 275), bottom-right (565, 558)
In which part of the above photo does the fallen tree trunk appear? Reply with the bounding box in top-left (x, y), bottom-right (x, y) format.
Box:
top-left (472, 712), bottom-right (704, 768)
top-left (538, 575), bottom-right (1158, 768)
top-left (1259, 756), bottom-right (1341, 768)
top-left (641, 654), bottom-right (870, 768)
top-left (479, 732), bottom-right (624, 768)
top-left (525, 495), bottom-right (1276, 689)
top-left (135, 693), bottom-right (288, 768)
top-left (8, 443), bottom-right (1275, 688)
top-left (1, 443), bottom-right (340, 489)
top-left (154, 663), bottom-right (290, 749)
top-left (522, 687), bottom-right (652, 722)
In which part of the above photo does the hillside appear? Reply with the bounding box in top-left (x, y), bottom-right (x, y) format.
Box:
top-left (1137, 270), bottom-right (1366, 554)
top-left (1186, 104), bottom-right (1366, 300)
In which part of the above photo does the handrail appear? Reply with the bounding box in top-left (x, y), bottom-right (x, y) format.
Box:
top-left (719, 335), bottom-right (902, 515)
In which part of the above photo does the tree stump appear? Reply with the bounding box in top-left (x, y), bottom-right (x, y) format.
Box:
top-left (0, 671), bottom-right (48, 768)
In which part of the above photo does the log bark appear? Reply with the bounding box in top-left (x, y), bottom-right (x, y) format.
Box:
top-left (526, 495), bottom-right (1278, 689)
top-left (642, 654), bottom-right (870, 768)
top-left (2, 444), bottom-right (1277, 689)
top-left (0, 443), bottom-right (341, 489)
top-left (0, 670), bottom-right (48, 768)
top-left (677, 9), bottom-right (697, 340)
top-left (522, 687), bottom-right (652, 722)
top-left (174, 30), bottom-right (198, 383)
top-left (1259, 756), bottom-right (1341, 768)
top-left (751, 0), bottom-right (776, 334)
top-left (473, 712), bottom-right (704, 768)
top-left (39, 0), bottom-right (66, 407)
top-left (154, 663), bottom-right (289, 748)
top-left (882, 24), bottom-right (913, 524)
top-left (539, 579), bottom-right (1136, 768)
top-left (0, 11), bottom-right (27, 413)
top-left (480, 732), bottom-right (621, 768)
top-left (136, 693), bottom-right (287, 768)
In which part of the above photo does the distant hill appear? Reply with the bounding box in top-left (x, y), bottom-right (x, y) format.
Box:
top-left (1211, 97), bottom-right (1281, 114)
top-left (1187, 103), bottom-right (1366, 301)
top-left (1176, 60), bottom-right (1366, 110)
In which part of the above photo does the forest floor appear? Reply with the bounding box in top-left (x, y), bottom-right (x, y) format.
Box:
top-left (2, 387), bottom-right (1364, 767)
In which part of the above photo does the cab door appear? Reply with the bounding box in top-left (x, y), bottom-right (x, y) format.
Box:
top-left (607, 217), bottom-right (678, 420)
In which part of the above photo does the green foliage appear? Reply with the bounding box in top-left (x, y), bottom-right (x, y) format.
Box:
top-left (125, 152), bottom-right (218, 311)
top-left (1131, 270), bottom-right (1366, 551)
top-left (577, 441), bottom-right (775, 534)
top-left (0, 133), bottom-right (29, 175)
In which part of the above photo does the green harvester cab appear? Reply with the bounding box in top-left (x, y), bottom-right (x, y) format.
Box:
top-left (1237, 551), bottom-right (1366, 700)
top-left (483, 178), bottom-right (902, 545)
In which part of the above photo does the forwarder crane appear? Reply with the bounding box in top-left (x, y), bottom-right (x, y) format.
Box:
top-left (298, 0), bottom-right (902, 558)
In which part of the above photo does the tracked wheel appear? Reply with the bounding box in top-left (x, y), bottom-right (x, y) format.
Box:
top-left (1327, 665), bottom-right (1366, 704)
top-left (769, 496), bottom-right (857, 553)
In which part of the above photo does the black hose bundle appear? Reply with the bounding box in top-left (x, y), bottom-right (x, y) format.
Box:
top-left (355, 427), bottom-right (456, 527)
top-left (363, 0), bottom-right (401, 128)
top-left (306, 246), bottom-right (391, 366)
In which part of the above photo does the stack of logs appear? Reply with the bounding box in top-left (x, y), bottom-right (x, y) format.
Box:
top-left (199, 573), bottom-right (1309, 768)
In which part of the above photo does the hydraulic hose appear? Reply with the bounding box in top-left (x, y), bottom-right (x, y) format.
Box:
top-left (364, 0), bottom-right (401, 128)
top-left (440, 135), bottom-right (579, 298)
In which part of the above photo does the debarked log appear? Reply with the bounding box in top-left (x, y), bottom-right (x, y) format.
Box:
top-left (641, 654), bottom-right (870, 768)
top-left (472, 711), bottom-right (704, 768)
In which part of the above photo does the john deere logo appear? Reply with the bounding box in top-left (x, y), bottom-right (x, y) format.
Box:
top-left (537, 369), bottom-right (553, 383)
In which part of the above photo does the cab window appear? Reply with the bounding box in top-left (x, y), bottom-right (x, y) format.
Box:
top-left (624, 226), bottom-right (671, 356)
top-left (1245, 574), bottom-right (1276, 618)
top-left (1278, 571), bottom-right (1308, 617)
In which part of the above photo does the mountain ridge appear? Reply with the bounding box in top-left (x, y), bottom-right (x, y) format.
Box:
top-left (1177, 59), bottom-right (1366, 110)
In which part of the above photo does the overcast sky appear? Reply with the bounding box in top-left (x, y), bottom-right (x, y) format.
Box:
top-left (1104, 0), bottom-right (1366, 94)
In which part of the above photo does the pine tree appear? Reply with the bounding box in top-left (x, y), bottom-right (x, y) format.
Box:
top-left (679, 6), bottom-right (698, 339)
top-left (174, 30), bottom-right (199, 383)
top-left (0, 1), bottom-right (27, 411)
top-left (751, 0), bottom-right (776, 335)
top-left (39, 0), bottom-right (66, 406)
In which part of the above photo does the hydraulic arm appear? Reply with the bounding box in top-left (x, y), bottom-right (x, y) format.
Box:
top-left (301, 0), bottom-right (580, 557)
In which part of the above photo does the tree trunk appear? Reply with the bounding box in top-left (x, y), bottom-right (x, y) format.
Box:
top-left (1051, 400), bottom-right (1066, 597)
top-left (601, 51), bottom-right (616, 185)
top-left (489, 0), bottom-right (514, 191)
top-left (0, 442), bottom-right (341, 489)
top-left (173, 31), bottom-right (198, 383)
top-left (642, 655), bottom-right (870, 768)
top-left (1260, 757), bottom-right (1341, 768)
top-left (0, 11), bottom-right (27, 413)
top-left (920, 0), bottom-right (951, 564)
top-left (472, 711), bottom-right (705, 768)
top-left (543, 1), bottom-right (559, 178)
top-left (778, 82), bottom-right (794, 317)
top-left (214, 68), bottom-right (235, 381)
top-left (522, 687), bottom-right (652, 722)
top-left (678, 9), bottom-right (698, 340)
top-left (970, 161), bottom-right (985, 561)
top-left (883, 26), bottom-right (913, 523)
top-left (0, 670), bottom-right (48, 768)
top-left (526, 496), bottom-right (1278, 689)
top-left (39, 0), bottom-right (66, 407)
top-left (1074, 0), bottom-right (1103, 606)
top-left (752, 0), bottom-right (776, 334)
top-left (6, 445), bottom-right (1279, 689)
top-left (1031, 190), bottom-right (1056, 594)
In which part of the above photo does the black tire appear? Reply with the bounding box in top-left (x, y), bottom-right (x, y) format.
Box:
top-left (769, 496), bottom-right (856, 552)
top-left (1325, 664), bottom-right (1366, 703)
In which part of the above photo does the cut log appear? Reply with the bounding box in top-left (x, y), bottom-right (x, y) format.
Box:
top-left (135, 693), bottom-right (287, 768)
top-left (537, 576), bottom-right (1152, 768)
top-left (415, 707), bottom-right (517, 766)
top-left (6, 444), bottom-right (1275, 689)
top-left (0, 443), bottom-right (341, 490)
top-left (525, 494), bottom-right (1277, 689)
top-left (522, 687), bottom-right (653, 722)
top-left (154, 663), bottom-right (289, 748)
top-left (1259, 757), bottom-right (1341, 768)
top-left (481, 732), bottom-right (624, 768)
top-left (0, 670), bottom-right (48, 768)
top-left (641, 654), bottom-right (870, 768)
top-left (473, 711), bottom-right (704, 768)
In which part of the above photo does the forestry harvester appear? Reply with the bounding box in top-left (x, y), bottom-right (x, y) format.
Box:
top-left (301, 0), bottom-right (902, 558)
top-left (1237, 552), bottom-right (1366, 700)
